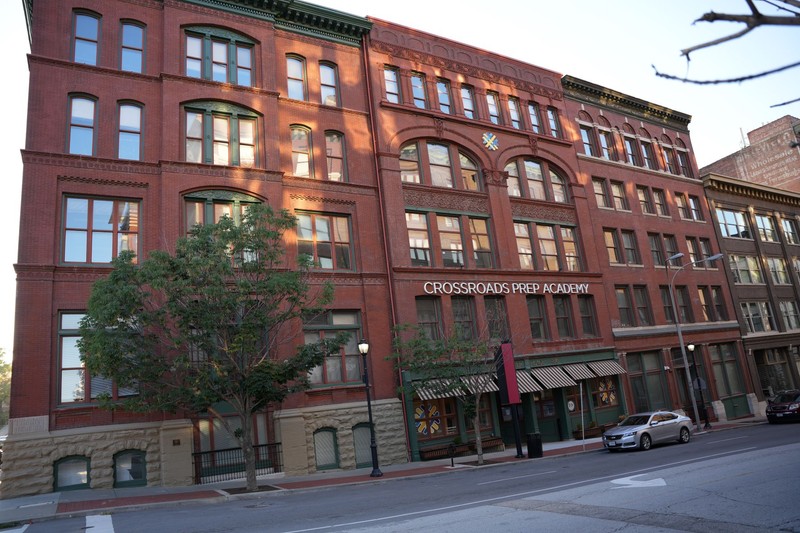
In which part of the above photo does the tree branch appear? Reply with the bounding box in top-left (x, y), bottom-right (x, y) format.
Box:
top-left (653, 60), bottom-right (800, 84)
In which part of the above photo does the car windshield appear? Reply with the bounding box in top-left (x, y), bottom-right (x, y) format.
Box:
top-left (773, 392), bottom-right (800, 403)
top-left (620, 415), bottom-right (650, 426)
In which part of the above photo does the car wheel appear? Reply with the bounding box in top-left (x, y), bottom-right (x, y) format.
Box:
top-left (639, 433), bottom-right (652, 451)
top-left (678, 427), bottom-right (690, 444)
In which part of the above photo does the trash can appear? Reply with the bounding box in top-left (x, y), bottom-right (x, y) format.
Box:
top-left (527, 432), bottom-right (543, 458)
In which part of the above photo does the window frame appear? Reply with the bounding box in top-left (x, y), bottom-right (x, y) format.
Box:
top-left (118, 101), bottom-right (143, 161)
top-left (68, 95), bottom-right (96, 156)
top-left (286, 55), bottom-right (307, 100)
top-left (54, 456), bottom-right (91, 492)
top-left (461, 85), bottom-right (476, 119)
top-left (486, 91), bottom-right (502, 125)
top-left (305, 310), bottom-right (362, 386)
top-left (120, 20), bottom-right (145, 73)
top-left (63, 196), bottom-right (140, 265)
top-left (73, 11), bottom-right (100, 66)
top-left (416, 296), bottom-right (443, 340)
top-left (384, 66), bottom-right (401, 103)
top-left (184, 103), bottom-right (259, 167)
top-left (411, 72), bottom-right (428, 109)
top-left (781, 218), bottom-right (800, 244)
top-left (185, 27), bottom-right (254, 86)
top-left (296, 212), bottom-right (353, 271)
top-left (546, 107), bottom-right (561, 138)
top-left (553, 295), bottom-right (575, 339)
top-left (324, 130), bottom-right (347, 182)
top-left (527, 102), bottom-right (541, 133)
top-left (436, 78), bottom-right (452, 114)
top-left (290, 125), bottom-right (312, 177)
top-left (507, 97), bottom-right (522, 129)
top-left (716, 208), bottom-right (751, 239)
top-left (505, 158), bottom-right (569, 203)
top-left (527, 295), bottom-right (550, 341)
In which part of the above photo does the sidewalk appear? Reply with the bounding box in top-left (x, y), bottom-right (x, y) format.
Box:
top-left (0, 419), bottom-right (764, 527)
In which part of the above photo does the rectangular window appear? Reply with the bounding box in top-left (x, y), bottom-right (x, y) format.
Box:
top-left (611, 181), bottom-right (629, 210)
top-left (662, 146), bottom-right (677, 173)
top-left (291, 126), bottom-right (312, 177)
top-left (461, 85), bottom-right (476, 119)
top-left (782, 218), bottom-right (799, 244)
top-left (437, 79), bottom-right (451, 114)
top-left (624, 137), bottom-right (639, 166)
top-left (676, 286), bottom-right (693, 323)
top-left (767, 257), bottom-right (790, 284)
top-left (660, 286), bottom-right (675, 324)
top-left (675, 193), bottom-right (690, 219)
top-left (74, 13), bottom-right (99, 65)
top-left (186, 109), bottom-right (257, 167)
top-left (716, 208), bottom-right (751, 239)
top-left (686, 237), bottom-right (700, 263)
top-left (615, 286), bottom-right (634, 327)
top-left (537, 225), bottom-right (559, 271)
top-left (580, 126), bottom-right (596, 156)
top-left (325, 131), bottom-right (346, 181)
top-left (698, 286), bottom-right (713, 321)
top-left (416, 296), bottom-right (442, 340)
top-left (527, 295), bottom-right (548, 340)
top-left (780, 301), bottom-right (800, 330)
top-left (664, 234), bottom-right (680, 265)
top-left (578, 295), bottom-right (598, 337)
top-left (59, 312), bottom-right (121, 403)
top-left (688, 195), bottom-right (704, 221)
top-left (740, 301), bottom-right (774, 332)
top-left (69, 97), bottom-right (95, 156)
top-left (186, 31), bottom-right (253, 86)
top-left (485, 296), bottom-right (510, 343)
top-left (561, 227), bottom-right (581, 272)
top-left (121, 23), bottom-right (144, 73)
top-left (296, 213), bottom-right (352, 270)
top-left (118, 104), bottom-right (142, 160)
top-left (320, 63), bottom-right (339, 106)
top-left (211, 40), bottom-right (228, 82)
top-left (712, 286), bottom-right (728, 321)
top-left (287, 56), bottom-right (306, 100)
top-left (384, 67), bottom-right (400, 103)
top-left (64, 197), bottom-right (139, 264)
top-left (515, 223), bottom-right (534, 270)
top-left (637, 186), bottom-right (654, 214)
top-left (598, 130), bottom-right (615, 160)
top-left (406, 212), bottom-right (431, 266)
top-left (553, 295), bottom-right (574, 339)
top-left (621, 230), bottom-right (641, 264)
top-left (729, 255), bottom-right (764, 284)
top-left (427, 142), bottom-right (454, 188)
top-left (527, 102), bottom-right (541, 133)
top-left (411, 73), bottom-right (427, 109)
top-left (604, 229), bottom-right (622, 264)
top-left (186, 35), bottom-right (202, 78)
top-left (452, 296), bottom-right (477, 340)
top-left (648, 233), bottom-right (665, 266)
top-left (593, 178), bottom-right (611, 208)
top-left (633, 286), bottom-right (653, 326)
top-left (486, 92), bottom-right (501, 125)
top-left (438, 215), bottom-right (464, 267)
top-left (677, 150), bottom-right (693, 177)
top-left (470, 218), bottom-right (493, 269)
top-left (546, 107), bottom-right (561, 138)
top-left (755, 214), bottom-right (778, 242)
top-left (306, 310), bottom-right (361, 385)
top-left (236, 44), bottom-right (253, 86)
top-left (508, 97), bottom-right (521, 129)
top-left (709, 343), bottom-right (743, 396)
top-left (653, 189), bottom-right (668, 216)
top-left (641, 141), bottom-right (657, 170)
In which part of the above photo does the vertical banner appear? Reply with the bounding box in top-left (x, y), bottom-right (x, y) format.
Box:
top-left (494, 342), bottom-right (520, 405)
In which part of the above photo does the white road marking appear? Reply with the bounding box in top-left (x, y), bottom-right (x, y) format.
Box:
top-left (611, 475), bottom-right (667, 488)
top-left (3, 525), bottom-right (29, 533)
top-left (86, 514), bottom-right (115, 533)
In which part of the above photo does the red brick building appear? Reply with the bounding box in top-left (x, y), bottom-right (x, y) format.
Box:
top-left (4, 0), bottom-right (758, 498)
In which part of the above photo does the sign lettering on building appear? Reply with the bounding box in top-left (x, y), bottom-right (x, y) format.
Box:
top-left (422, 281), bottom-right (590, 295)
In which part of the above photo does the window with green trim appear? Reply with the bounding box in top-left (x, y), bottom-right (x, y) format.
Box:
top-left (54, 456), bottom-right (90, 491)
top-left (306, 310), bottom-right (362, 386)
top-left (114, 450), bottom-right (147, 488)
top-left (313, 428), bottom-right (339, 470)
top-left (185, 27), bottom-right (254, 86)
top-left (184, 191), bottom-right (260, 233)
top-left (185, 102), bottom-right (258, 167)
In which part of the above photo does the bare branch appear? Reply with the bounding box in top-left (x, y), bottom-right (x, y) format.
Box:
top-left (681, 25), bottom-right (755, 58)
top-left (653, 60), bottom-right (800, 84)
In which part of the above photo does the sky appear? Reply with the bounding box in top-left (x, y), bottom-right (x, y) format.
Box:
top-left (0, 1), bottom-right (798, 364)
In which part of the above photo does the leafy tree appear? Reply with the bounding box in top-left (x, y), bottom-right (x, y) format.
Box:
top-left (79, 204), bottom-right (340, 492)
top-left (393, 326), bottom-right (496, 465)
top-left (0, 351), bottom-right (10, 427)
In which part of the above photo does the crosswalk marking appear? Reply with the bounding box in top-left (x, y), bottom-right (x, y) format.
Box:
top-left (86, 515), bottom-right (114, 533)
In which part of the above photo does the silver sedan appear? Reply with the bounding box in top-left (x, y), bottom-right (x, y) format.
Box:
top-left (602, 411), bottom-right (692, 451)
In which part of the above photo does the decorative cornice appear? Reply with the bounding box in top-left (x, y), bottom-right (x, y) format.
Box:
top-left (58, 175), bottom-right (149, 189)
top-left (703, 173), bottom-right (800, 208)
top-left (370, 40), bottom-right (562, 101)
top-left (403, 186), bottom-right (490, 215)
top-left (23, 151), bottom-right (160, 176)
top-left (181, 0), bottom-right (372, 46)
top-left (510, 201), bottom-right (577, 225)
top-left (562, 75), bottom-right (691, 131)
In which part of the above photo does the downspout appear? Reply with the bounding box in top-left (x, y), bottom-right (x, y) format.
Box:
top-left (361, 32), bottom-right (411, 459)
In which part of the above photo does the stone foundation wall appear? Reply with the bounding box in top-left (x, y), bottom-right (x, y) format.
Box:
top-left (0, 421), bottom-right (191, 499)
top-left (276, 398), bottom-right (408, 476)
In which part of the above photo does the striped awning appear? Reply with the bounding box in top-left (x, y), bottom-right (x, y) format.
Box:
top-left (531, 366), bottom-right (577, 389)
top-left (588, 360), bottom-right (627, 377)
top-left (562, 363), bottom-right (595, 381)
top-left (414, 379), bottom-right (463, 401)
top-left (516, 370), bottom-right (543, 393)
top-left (460, 374), bottom-right (500, 394)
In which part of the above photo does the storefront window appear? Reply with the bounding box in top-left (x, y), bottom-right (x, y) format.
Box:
top-left (414, 398), bottom-right (458, 440)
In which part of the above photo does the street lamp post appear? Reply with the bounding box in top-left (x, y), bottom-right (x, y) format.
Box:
top-left (357, 338), bottom-right (383, 477)
top-left (687, 343), bottom-right (712, 429)
top-left (665, 252), bottom-right (723, 434)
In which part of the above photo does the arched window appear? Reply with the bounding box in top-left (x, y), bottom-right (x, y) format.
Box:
top-left (399, 141), bottom-right (482, 191)
top-left (352, 424), bottom-right (372, 468)
top-left (504, 158), bottom-right (569, 203)
top-left (324, 130), bottom-right (346, 181)
top-left (287, 55), bottom-right (306, 100)
top-left (184, 190), bottom-right (260, 233)
top-left (320, 62), bottom-right (339, 106)
top-left (291, 125), bottom-right (312, 177)
top-left (184, 26), bottom-right (254, 86)
top-left (54, 456), bottom-right (90, 491)
top-left (114, 450), bottom-right (147, 488)
top-left (118, 102), bottom-right (143, 161)
top-left (73, 11), bottom-right (100, 66)
top-left (120, 21), bottom-right (145, 73)
top-left (69, 95), bottom-right (96, 156)
top-left (184, 102), bottom-right (259, 167)
top-left (313, 428), bottom-right (339, 470)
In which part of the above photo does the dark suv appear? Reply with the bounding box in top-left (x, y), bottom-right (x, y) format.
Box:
top-left (766, 390), bottom-right (800, 423)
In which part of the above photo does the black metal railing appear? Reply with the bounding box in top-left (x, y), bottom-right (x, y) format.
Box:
top-left (192, 443), bottom-right (282, 484)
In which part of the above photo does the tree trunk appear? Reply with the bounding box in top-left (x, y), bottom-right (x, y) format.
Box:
top-left (239, 415), bottom-right (258, 492)
top-left (473, 411), bottom-right (483, 465)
